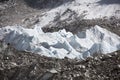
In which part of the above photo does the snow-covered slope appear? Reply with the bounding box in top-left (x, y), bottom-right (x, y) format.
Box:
top-left (0, 25), bottom-right (120, 60)
top-left (36, 0), bottom-right (120, 27)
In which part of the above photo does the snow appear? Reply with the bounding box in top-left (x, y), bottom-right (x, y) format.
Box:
top-left (0, 25), bottom-right (120, 60)
top-left (36, 0), bottom-right (120, 28)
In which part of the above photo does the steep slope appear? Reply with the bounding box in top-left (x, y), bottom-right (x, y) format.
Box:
top-left (0, 25), bottom-right (120, 59)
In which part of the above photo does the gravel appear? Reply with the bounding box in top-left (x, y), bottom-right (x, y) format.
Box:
top-left (0, 41), bottom-right (120, 80)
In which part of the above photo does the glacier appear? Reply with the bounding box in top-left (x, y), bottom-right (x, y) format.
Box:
top-left (36, 0), bottom-right (120, 27)
top-left (0, 25), bottom-right (120, 60)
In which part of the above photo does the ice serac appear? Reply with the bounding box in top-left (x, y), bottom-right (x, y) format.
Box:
top-left (0, 25), bottom-right (120, 60)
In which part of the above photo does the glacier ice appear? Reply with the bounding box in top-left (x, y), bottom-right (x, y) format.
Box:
top-left (0, 25), bottom-right (120, 60)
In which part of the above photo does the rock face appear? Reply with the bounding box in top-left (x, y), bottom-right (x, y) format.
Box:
top-left (0, 25), bottom-right (120, 59)
top-left (0, 41), bottom-right (120, 80)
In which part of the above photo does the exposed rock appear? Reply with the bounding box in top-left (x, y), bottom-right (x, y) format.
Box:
top-left (0, 41), bottom-right (120, 80)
